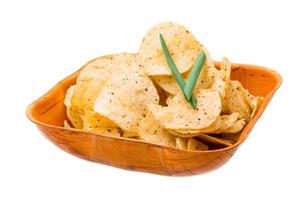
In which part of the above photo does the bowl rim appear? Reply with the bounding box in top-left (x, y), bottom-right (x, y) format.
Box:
top-left (26, 62), bottom-right (282, 154)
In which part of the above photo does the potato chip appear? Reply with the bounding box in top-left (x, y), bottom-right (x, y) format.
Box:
top-left (84, 110), bottom-right (118, 128)
top-left (249, 95), bottom-right (264, 119)
top-left (63, 120), bottom-right (72, 128)
top-left (64, 85), bottom-right (76, 107)
top-left (223, 118), bottom-right (246, 133)
top-left (138, 112), bottom-right (175, 147)
top-left (122, 131), bottom-right (139, 138)
top-left (149, 89), bottom-right (221, 130)
top-left (187, 138), bottom-right (208, 151)
top-left (221, 132), bottom-right (241, 143)
top-left (175, 137), bottom-right (188, 150)
top-left (197, 134), bottom-right (233, 147)
top-left (137, 22), bottom-right (214, 76)
top-left (71, 53), bottom-right (136, 112)
top-left (210, 77), bottom-right (226, 98)
top-left (220, 57), bottom-right (231, 81)
top-left (67, 54), bottom-right (137, 129)
top-left (171, 113), bottom-right (240, 137)
top-left (206, 113), bottom-right (239, 133)
top-left (81, 111), bottom-right (121, 137)
top-left (64, 85), bottom-right (83, 128)
top-left (216, 57), bottom-right (232, 114)
top-left (152, 75), bottom-right (182, 95)
top-left (93, 57), bottom-right (159, 133)
top-left (66, 106), bottom-right (83, 128)
top-left (225, 80), bottom-right (252, 120)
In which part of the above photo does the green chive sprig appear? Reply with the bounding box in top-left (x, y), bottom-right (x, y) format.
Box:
top-left (159, 34), bottom-right (206, 110)
top-left (159, 34), bottom-right (197, 109)
top-left (184, 52), bottom-right (206, 100)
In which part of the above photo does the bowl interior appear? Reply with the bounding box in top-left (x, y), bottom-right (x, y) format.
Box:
top-left (27, 63), bottom-right (282, 131)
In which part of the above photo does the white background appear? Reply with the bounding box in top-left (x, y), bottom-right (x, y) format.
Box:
top-left (0, 0), bottom-right (299, 199)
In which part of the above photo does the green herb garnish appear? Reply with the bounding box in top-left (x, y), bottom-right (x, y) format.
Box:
top-left (184, 52), bottom-right (206, 100)
top-left (159, 34), bottom-right (197, 109)
top-left (160, 34), bottom-right (206, 109)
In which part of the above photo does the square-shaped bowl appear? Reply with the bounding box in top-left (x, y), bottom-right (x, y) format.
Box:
top-left (26, 62), bottom-right (281, 176)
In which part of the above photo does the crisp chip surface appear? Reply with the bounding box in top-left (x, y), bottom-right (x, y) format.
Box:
top-left (93, 55), bottom-right (159, 133)
top-left (148, 89), bottom-right (221, 130)
top-left (138, 112), bottom-right (175, 147)
top-left (137, 22), bottom-right (214, 76)
top-left (225, 80), bottom-right (253, 120)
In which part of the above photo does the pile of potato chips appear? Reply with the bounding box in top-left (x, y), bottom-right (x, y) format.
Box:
top-left (64, 22), bottom-right (263, 151)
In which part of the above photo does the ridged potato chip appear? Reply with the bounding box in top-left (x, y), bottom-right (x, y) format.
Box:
top-left (137, 22), bottom-right (214, 76)
top-left (138, 112), bottom-right (175, 147)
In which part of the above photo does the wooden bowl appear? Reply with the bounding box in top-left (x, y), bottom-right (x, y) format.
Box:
top-left (26, 62), bottom-right (282, 176)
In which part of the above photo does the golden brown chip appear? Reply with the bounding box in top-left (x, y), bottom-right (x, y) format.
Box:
top-left (187, 138), bottom-right (208, 151)
top-left (175, 137), bottom-right (188, 150)
top-left (221, 133), bottom-right (241, 143)
top-left (81, 111), bottom-right (121, 137)
top-left (138, 112), bottom-right (175, 147)
top-left (137, 22), bottom-right (214, 76)
top-left (63, 120), bottom-right (71, 128)
top-left (66, 106), bottom-right (83, 128)
top-left (64, 85), bottom-right (83, 128)
top-left (84, 110), bottom-right (118, 128)
top-left (223, 118), bottom-right (246, 133)
top-left (122, 132), bottom-right (139, 138)
top-left (197, 134), bottom-right (233, 147)
top-left (64, 85), bottom-right (76, 107)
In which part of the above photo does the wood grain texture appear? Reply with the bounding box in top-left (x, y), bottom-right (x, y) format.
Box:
top-left (26, 62), bottom-right (282, 176)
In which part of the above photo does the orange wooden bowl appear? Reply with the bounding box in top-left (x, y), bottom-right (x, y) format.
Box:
top-left (26, 62), bottom-right (282, 176)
